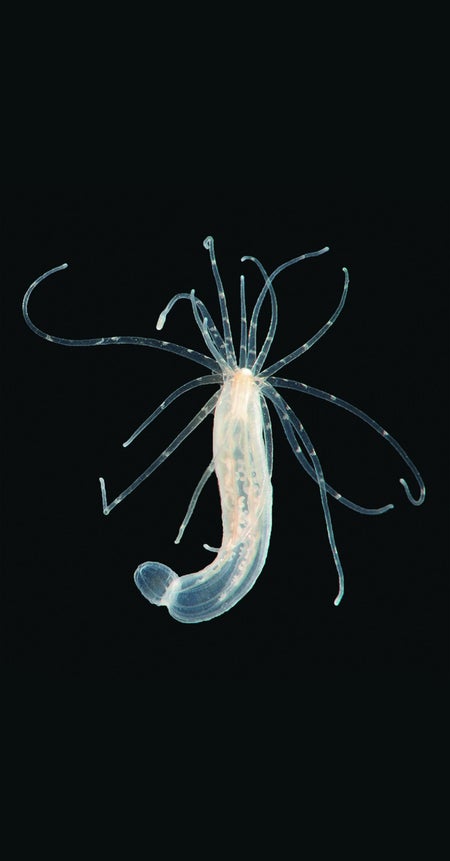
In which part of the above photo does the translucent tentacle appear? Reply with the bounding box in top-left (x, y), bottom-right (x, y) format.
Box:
top-left (174, 460), bottom-right (215, 544)
top-left (22, 264), bottom-right (219, 372)
top-left (242, 255), bottom-right (278, 369)
top-left (99, 391), bottom-right (220, 515)
top-left (239, 274), bottom-right (248, 367)
top-left (244, 247), bottom-right (330, 373)
top-left (262, 385), bottom-right (394, 515)
top-left (246, 250), bottom-right (330, 375)
top-left (123, 374), bottom-right (221, 448)
top-left (156, 290), bottom-right (227, 362)
top-left (262, 266), bottom-right (349, 378)
top-left (264, 383), bottom-right (345, 606)
top-left (271, 377), bottom-right (425, 506)
top-left (259, 394), bottom-right (274, 479)
top-left (203, 236), bottom-right (237, 367)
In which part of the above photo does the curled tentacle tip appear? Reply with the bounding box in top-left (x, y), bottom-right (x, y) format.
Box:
top-left (399, 477), bottom-right (426, 506)
top-left (203, 236), bottom-right (213, 249)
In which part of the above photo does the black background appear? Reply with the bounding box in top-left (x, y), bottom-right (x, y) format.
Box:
top-left (3, 187), bottom-right (447, 676)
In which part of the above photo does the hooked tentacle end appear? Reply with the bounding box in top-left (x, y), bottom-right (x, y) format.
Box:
top-left (399, 477), bottom-right (426, 506)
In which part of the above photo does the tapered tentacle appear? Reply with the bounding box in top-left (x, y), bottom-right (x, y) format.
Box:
top-left (123, 374), bottom-right (221, 448)
top-left (203, 236), bottom-right (237, 367)
top-left (174, 460), bottom-right (215, 544)
top-left (271, 377), bottom-right (425, 506)
top-left (263, 382), bottom-right (345, 606)
top-left (242, 255), bottom-right (278, 369)
top-left (22, 264), bottom-right (219, 372)
top-left (263, 387), bottom-right (393, 514)
top-left (156, 290), bottom-right (227, 362)
top-left (259, 395), bottom-right (274, 479)
top-left (262, 267), bottom-right (349, 378)
top-left (99, 391), bottom-right (220, 515)
top-left (239, 274), bottom-right (248, 367)
top-left (244, 247), bottom-right (330, 374)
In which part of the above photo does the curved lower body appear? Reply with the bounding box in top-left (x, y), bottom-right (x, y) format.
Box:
top-left (134, 509), bottom-right (272, 623)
